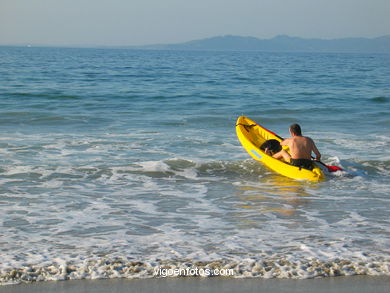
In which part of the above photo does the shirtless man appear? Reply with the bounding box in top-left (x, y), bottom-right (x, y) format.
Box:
top-left (273, 124), bottom-right (321, 170)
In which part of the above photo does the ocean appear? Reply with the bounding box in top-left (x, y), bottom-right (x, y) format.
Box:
top-left (0, 47), bottom-right (389, 284)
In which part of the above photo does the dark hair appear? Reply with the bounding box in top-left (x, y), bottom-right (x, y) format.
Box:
top-left (260, 139), bottom-right (282, 155)
top-left (290, 124), bottom-right (302, 136)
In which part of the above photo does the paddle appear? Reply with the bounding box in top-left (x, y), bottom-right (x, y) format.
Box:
top-left (259, 124), bottom-right (343, 173)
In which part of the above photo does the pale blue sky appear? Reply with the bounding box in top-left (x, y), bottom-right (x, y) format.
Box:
top-left (1, 0), bottom-right (389, 46)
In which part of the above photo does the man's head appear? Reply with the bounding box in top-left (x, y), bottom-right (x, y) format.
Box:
top-left (289, 123), bottom-right (302, 136)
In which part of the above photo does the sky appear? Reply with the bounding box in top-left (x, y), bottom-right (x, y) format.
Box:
top-left (0, 0), bottom-right (389, 46)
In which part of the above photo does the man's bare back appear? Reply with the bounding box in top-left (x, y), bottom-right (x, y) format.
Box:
top-left (281, 135), bottom-right (321, 160)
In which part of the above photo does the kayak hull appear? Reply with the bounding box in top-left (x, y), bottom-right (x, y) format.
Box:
top-left (236, 116), bottom-right (325, 182)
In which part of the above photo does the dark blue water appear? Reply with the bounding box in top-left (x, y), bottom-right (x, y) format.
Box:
top-left (0, 47), bottom-right (389, 283)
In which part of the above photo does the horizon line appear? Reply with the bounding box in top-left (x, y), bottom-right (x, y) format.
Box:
top-left (1, 33), bottom-right (389, 50)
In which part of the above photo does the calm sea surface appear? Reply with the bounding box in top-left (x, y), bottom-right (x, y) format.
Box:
top-left (0, 47), bottom-right (389, 283)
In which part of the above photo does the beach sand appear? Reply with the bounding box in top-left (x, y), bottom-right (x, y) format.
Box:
top-left (1, 276), bottom-right (389, 293)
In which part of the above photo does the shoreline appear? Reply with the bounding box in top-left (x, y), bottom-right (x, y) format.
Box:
top-left (1, 276), bottom-right (390, 293)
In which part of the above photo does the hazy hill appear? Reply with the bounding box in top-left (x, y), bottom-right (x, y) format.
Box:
top-left (133, 35), bottom-right (390, 53)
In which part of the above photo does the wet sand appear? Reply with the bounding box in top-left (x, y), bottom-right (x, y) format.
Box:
top-left (1, 276), bottom-right (389, 293)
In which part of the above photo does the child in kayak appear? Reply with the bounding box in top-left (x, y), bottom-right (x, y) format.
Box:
top-left (260, 139), bottom-right (291, 162)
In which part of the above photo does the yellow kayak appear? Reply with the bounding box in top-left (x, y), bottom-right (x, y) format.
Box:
top-left (236, 116), bottom-right (325, 182)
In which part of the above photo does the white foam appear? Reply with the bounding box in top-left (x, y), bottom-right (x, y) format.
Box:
top-left (138, 161), bottom-right (171, 173)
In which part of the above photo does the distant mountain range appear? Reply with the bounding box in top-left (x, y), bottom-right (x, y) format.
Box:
top-left (131, 35), bottom-right (390, 53)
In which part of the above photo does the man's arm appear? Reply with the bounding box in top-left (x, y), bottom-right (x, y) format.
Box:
top-left (310, 138), bottom-right (321, 161)
top-left (280, 138), bottom-right (290, 146)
